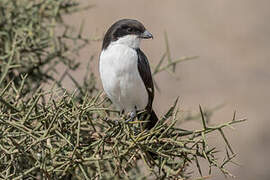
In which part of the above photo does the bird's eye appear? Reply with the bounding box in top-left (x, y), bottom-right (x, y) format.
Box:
top-left (127, 27), bottom-right (133, 32)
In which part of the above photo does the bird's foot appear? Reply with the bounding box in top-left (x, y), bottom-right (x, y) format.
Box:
top-left (126, 110), bottom-right (141, 135)
top-left (126, 111), bottom-right (137, 122)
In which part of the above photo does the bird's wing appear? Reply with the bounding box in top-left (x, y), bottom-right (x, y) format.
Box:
top-left (136, 48), bottom-right (154, 111)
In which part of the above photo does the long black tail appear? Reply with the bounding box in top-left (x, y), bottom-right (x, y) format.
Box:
top-left (137, 110), bottom-right (158, 159)
top-left (138, 110), bottom-right (158, 130)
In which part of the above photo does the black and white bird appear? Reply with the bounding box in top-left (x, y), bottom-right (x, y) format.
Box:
top-left (99, 19), bottom-right (158, 129)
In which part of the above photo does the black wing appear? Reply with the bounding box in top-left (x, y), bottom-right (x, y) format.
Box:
top-left (136, 48), bottom-right (154, 111)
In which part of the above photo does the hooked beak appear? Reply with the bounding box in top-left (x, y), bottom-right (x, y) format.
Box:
top-left (140, 30), bottom-right (153, 39)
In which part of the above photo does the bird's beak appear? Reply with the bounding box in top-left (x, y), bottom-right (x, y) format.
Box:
top-left (140, 30), bottom-right (153, 39)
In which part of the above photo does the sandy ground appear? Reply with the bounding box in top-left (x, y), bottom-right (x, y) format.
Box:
top-left (63, 1), bottom-right (270, 179)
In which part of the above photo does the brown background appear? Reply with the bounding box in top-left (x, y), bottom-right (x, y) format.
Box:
top-left (65, 1), bottom-right (270, 179)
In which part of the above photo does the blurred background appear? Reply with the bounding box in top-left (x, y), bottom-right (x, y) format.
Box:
top-left (65, 1), bottom-right (270, 179)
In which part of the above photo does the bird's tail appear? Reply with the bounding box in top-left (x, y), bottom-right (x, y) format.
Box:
top-left (138, 109), bottom-right (158, 130)
top-left (137, 110), bottom-right (159, 159)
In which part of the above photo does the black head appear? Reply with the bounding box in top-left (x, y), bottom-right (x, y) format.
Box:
top-left (102, 19), bottom-right (153, 50)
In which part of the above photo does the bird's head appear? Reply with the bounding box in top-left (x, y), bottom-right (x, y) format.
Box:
top-left (102, 19), bottom-right (153, 50)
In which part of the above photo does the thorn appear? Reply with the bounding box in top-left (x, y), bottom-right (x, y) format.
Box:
top-left (199, 105), bottom-right (207, 129)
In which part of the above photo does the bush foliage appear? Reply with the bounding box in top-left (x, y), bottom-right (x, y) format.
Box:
top-left (0, 1), bottom-right (246, 179)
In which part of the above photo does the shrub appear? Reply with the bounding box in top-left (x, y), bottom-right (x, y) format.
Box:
top-left (0, 1), bottom-right (246, 179)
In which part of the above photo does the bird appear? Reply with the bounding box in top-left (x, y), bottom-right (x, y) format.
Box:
top-left (99, 19), bottom-right (158, 130)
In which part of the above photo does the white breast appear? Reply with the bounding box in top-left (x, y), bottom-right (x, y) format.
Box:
top-left (99, 43), bottom-right (148, 113)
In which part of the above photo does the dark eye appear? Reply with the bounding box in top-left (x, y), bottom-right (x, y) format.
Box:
top-left (127, 27), bottom-right (133, 32)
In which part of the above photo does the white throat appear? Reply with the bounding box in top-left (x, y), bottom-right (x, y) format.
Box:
top-left (111, 35), bottom-right (141, 49)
